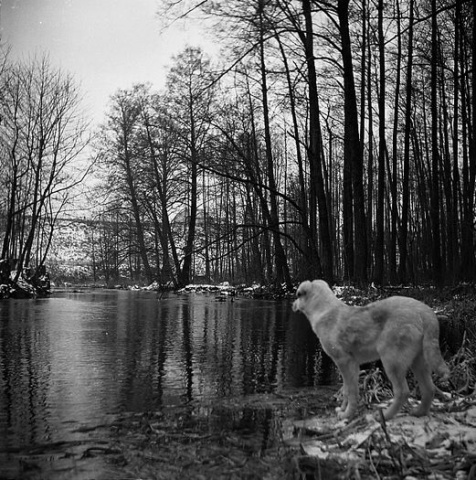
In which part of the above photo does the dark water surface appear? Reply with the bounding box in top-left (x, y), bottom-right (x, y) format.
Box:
top-left (0, 290), bottom-right (334, 479)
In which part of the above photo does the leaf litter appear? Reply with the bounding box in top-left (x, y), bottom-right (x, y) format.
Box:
top-left (80, 380), bottom-right (475, 480)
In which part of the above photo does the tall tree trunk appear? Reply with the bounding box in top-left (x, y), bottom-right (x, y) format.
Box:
top-left (258, 2), bottom-right (292, 288)
top-left (374, 0), bottom-right (386, 284)
top-left (244, 80), bottom-right (274, 283)
top-left (365, 11), bottom-right (374, 282)
top-left (362, 0), bottom-right (372, 269)
top-left (144, 121), bottom-right (178, 286)
top-left (430, 0), bottom-right (442, 284)
top-left (123, 137), bottom-right (153, 284)
top-left (440, 64), bottom-right (455, 280)
top-left (337, 0), bottom-right (368, 284)
top-left (451, 0), bottom-right (461, 280)
top-left (1, 168), bottom-right (18, 260)
top-left (178, 114), bottom-right (198, 287)
top-left (389, 0), bottom-right (402, 283)
top-left (399, 0), bottom-right (414, 283)
top-left (275, 31), bottom-right (322, 279)
top-left (301, 0), bottom-right (333, 281)
top-left (460, 0), bottom-right (476, 279)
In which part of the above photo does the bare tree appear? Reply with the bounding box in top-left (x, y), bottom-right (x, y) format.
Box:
top-left (165, 47), bottom-right (215, 287)
top-left (374, 0), bottom-right (387, 284)
top-left (337, 0), bottom-right (368, 284)
top-left (100, 85), bottom-right (154, 283)
top-left (0, 55), bottom-right (90, 279)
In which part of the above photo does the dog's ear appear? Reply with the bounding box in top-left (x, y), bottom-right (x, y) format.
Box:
top-left (296, 280), bottom-right (311, 298)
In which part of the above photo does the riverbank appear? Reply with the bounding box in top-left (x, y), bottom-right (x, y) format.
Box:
top-left (93, 287), bottom-right (476, 479)
top-left (90, 382), bottom-right (476, 479)
top-left (6, 383), bottom-right (475, 479)
top-left (0, 260), bottom-right (51, 299)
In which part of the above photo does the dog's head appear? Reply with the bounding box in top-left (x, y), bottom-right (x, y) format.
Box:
top-left (292, 279), bottom-right (332, 314)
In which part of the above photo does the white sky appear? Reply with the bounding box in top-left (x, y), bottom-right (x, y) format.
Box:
top-left (1, 0), bottom-right (213, 126)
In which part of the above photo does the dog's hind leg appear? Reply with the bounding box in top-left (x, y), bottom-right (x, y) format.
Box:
top-left (410, 353), bottom-right (435, 416)
top-left (380, 357), bottom-right (411, 420)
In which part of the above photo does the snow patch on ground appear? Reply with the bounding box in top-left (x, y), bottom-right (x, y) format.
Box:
top-left (288, 396), bottom-right (476, 479)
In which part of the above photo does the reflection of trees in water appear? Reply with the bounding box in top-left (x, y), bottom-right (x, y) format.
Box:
top-left (285, 311), bottom-right (337, 387)
top-left (0, 292), bottom-right (341, 479)
top-left (0, 294), bottom-right (334, 443)
top-left (238, 303), bottom-right (291, 395)
top-left (0, 302), bottom-right (51, 446)
top-left (118, 296), bottom-right (330, 405)
top-left (180, 302), bottom-right (194, 403)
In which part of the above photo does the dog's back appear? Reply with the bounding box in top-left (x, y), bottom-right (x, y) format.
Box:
top-left (366, 296), bottom-right (449, 376)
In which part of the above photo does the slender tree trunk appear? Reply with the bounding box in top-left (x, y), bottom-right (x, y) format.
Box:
top-left (440, 66), bottom-right (455, 280)
top-left (338, 0), bottom-right (367, 284)
top-left (245, 80), bottom-right (273, 283)
top-left (275, 32), bottom-right (322, 279)
top-left (399, 0), bottom-right (414, 283)
top-left (179, 124), bottom-right (198, 287)
top-left (374, 0), bottom-right (386, 284)
top-left (122, 128), bottom-right (153, 284)
top-left (245, 183), bottom-right (266, 284)
top-left (2, 170), bottom-right (17, 259)
top-left (258, 3), bottom-right (292, 287)
top-left (452, 0), bottom-right (461, 280)
top-left (366, 14), bottom-right (374, 281)
top-left (390, 0), bottom-right (402, 282)
top-left (144, 121), bottom-right (178, 285)
top-left (301, 0), bottom-right (333, 281)
top-left (361, 0), bottom-right (372, 269)
top-left (430, 0), bottom-right (442, 284)
top-left (460, 0), bottom-right (476, 279)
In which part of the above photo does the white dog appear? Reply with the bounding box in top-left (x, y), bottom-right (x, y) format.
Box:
top-left (293, 280), bottom-right (449, 420)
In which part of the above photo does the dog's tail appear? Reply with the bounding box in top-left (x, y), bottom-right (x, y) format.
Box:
top-left (423, 314), bottom-right (450, 380)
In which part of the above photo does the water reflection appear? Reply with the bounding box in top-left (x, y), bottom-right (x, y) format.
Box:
top-left (0, 291), bottom-right (335, 478)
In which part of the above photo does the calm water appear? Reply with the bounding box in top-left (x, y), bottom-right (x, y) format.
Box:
top-left (0, 290), bottom-right (334, 479)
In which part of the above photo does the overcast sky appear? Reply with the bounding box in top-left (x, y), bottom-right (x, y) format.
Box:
top-left (1, 0), bottom-right (212, 125)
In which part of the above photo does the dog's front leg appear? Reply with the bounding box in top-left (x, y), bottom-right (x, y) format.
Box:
top-left (336, 360), bottom-right (359, 419)
top-left (339, 384), bottom-right (348, 413)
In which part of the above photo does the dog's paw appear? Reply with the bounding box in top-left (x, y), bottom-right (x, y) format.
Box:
top-left (336, 407), bottom-right (349, 420)
top-left (336, 407), bottom-right (357, 421)
top-left (410, 406), bottom-right (430, 417)
top-left (336, 410), bottom-right (346, 420)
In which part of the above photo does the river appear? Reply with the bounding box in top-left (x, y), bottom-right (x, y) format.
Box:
top-left (0, 290), bottom-right (338, 479)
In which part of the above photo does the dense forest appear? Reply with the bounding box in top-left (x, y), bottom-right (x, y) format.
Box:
top-left (1, 0), bottom-right (475, 289)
